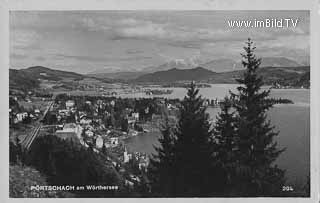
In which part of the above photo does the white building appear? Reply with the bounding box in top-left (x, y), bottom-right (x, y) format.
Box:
top-left (66, 100), bottom-right (75, 109)
top-left (85, 130), bottom-right (94, 137)
top-left (123, 147), bottom-right (132, 163)
top-left (80, 118), bottom-right (92, 125)
top-left (131, 112), bottom-right (139, 121)
top-left (58, 109), bottom-right (69, 116)
top-left (55, 123), bottom-right (83, 142)
top-left (110, 137), bottom-right (119, 147)
top-left (96, 136), bottom-right (104, 148)
top-left (16, 112), bottom-right (28, 122)
top-left (110, 100), bottom-right (115, 106)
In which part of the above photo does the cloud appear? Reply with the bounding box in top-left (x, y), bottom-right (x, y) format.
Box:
top-left (9, 11), bottom-right (310, 73)
top-left (79, 17), bottom-right (111, 31)
top-left (35, 56), bottom-right (46, 61)
top-left (10, 53), bottom-right (28, 60)
top-left (258, 35), bottom-right (309, 51)
top-left (118, 23), bottom-right (167, 38)
top-left (126, 49), bottom-right (145, 54)
top-left (52, 53), bottom-right (153, 63)
top-left (113, 18), bottom-right (305, 49)
top-left (114, 19), bottom-right (233, 43)
top-left (53, 54), bottom-right (107, 62)
top-left (10, 30), bottom-right (41, 49)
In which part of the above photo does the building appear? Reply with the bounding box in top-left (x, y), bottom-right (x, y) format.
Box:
top-left (65, 100), bottom-right (75, 109)
top-left (80, 118), bottom-right (92, 125)
top-left (110, 137), bottom-right (119, 147)
top-left (129, 129), bottom-right (138, 136)
top-left (138, 155), bottom-right (149, 172)
top-left (85, 130), bottom-right (94, 137)
top-left (16, 112), bottom-right (28, 122)
top-left (58, 109), bottom-right (70, 116)
top-left (131, 112), bottom-right (139, 121)
top-left (123, 147), bottom-right (132, 163)
top-left (110, 100), bottom-right (115, 106)
top-left (95, 136), bottom-right (104, 148)
top-left (55, 123), bottom-right (83, 142)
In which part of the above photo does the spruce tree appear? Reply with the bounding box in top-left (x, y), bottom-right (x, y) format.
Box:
top-left (213, 96), bottom-right (237, 194)
top-left (173, 82), bottom-right (219, 196)
top-left (229, 38), bottom-right (288, 196)
top-left (148, 116), bottom-right (176, 197)
top-left (149, 82), bottom-right (223, 197)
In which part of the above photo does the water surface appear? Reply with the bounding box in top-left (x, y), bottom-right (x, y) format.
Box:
top-left (124, 85), bottom-right (310, 185)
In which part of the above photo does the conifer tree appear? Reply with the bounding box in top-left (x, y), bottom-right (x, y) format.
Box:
top-left (173, 82), bottom-right (219, 196)
top-left (213, 96), bottom-right (237, 193)
top-left (149, 82), bottom-right (223, 197)
top-left (148, 116), bottom-right (176, 197)
top-left (229, 38), bottom-right (288, 196)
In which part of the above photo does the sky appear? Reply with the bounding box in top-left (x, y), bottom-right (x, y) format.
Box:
top-left (10, 10), bottom-right (309, 74)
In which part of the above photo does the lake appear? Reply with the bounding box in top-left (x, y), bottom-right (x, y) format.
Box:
top-left (123, 84), bottom-right (310, 186)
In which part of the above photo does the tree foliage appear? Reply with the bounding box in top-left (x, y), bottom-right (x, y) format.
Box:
top-left (226, 38), bottom-right (288, 196)
top-left (26, 135), bottom-right (123, 197)
top-left (148, 83), bottom-right (224, 197)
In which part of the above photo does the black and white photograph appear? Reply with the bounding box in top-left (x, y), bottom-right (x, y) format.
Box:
top-left (8, 9), bottom-right (311, 198)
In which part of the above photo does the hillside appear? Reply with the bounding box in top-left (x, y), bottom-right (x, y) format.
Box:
top-left (86, 57), bottom-right (304, 80)
top-left (10, 165), bottom-right (72, 198)
top-left (201, 57), bottom-right (302, 73)
top-left (134, 67), bottom-right (217, 83)
top-left (9, 66), bottom-right (84, 91)
top-left (88, 71), bottom-right (145, 80)
top-left (208, 66), bottom-right (310, 86)
top-left (18, 66), bottom-right (84, 81)
top-left (201, 59), bottom-right (238, 72)
top-left (10, 69), bottom-right (41, 91)
top-left (10, 66), bottom-right (115, 91)
top-left (134, 66), bottom-right (310, 86)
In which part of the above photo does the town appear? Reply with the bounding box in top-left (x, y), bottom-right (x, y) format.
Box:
top-left (9, 88), bottom-right (222, 190)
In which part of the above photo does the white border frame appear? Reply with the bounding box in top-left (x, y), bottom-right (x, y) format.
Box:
top-left (0, 0), bottom-right (318, 203)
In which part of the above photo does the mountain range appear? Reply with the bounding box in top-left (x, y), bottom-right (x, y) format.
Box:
top-left (10, 59), bottom-right (310, 91)
top-left (133, 66), bottom-right (310, 86)
top-left (88, 57), bottom-right (303, 80)
top-left (135, 67), bottom-right (215, 83)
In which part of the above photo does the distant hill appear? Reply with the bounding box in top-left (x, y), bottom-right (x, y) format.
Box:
top-left (9, 69), bottom-right (41, 91)
top-left (134, 67), bottom-right (217, 83)
top-left (86, 57), bottom-right (304, 80)
top-left (9, 66), bottom-right (115, 91)
top-left (10, 66), bottom-right (86, 91)
top-left (201, 57), bottom-right (302, 72)
top-left (200, 59), bottom-right (239, 72)
top-left (18, 66), bottom-right (85, 81)
top-left (134, 66), bottom-right (310, 85)
top-left (207, 66), bottom-right (310, 85)
top-left (259, 57), bottom-right (302, 67)
top-left (87, 71), bottom-right (145, 80)
top-left (89, 60), bottom-right (200, 80)
top-left (143, 59), bottom-right (199, 73)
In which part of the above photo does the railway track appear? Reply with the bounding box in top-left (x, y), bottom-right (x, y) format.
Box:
top-left (21, 124), bottom-right (42, 150)
top-left (21, 96), bottom-right (56, 150)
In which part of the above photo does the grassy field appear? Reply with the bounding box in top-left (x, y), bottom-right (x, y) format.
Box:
top-left (18, 98), bottom-right (50, 112)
